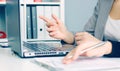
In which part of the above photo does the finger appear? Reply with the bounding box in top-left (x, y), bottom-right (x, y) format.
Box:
top-left (47, 26), bottom-right (56, 32)
top-left (75, 36), bottom-right (84, 45)
top-left (75, 32), bottom-right (83, 36)
top-left (52, 14), bottom-right (63, 24)
top-left (39, 16), bottom-right (54, 26)
top-left (62, 50), bottom-right (75, 64)
top-left (75, 35), bottom-right (83, 41)
top-left (75, 32), bottom-right (88, 37)
top-left (72, 45), bottom-right (88, 60)
top-left (63, 45), bottom-right (85, 64)
top-left (39, 16), bottom-right (50, 23)
top-left (46, 28), bottom-right (54, 34)
top-left (76, 40), bottom-right (81, 45)
top-left (75, 33), bottom-right (85, 41)
top-left (49, 31), bottom-right (57, 36)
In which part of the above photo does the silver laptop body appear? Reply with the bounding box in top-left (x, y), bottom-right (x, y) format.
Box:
top-left (22, 41), bottom-right (74, 57)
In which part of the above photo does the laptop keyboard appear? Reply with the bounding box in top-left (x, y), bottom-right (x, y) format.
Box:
top-left (23, 42), bottom-right (73, 52)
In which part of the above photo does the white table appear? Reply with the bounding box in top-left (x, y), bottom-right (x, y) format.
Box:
top-left (0, 47), bottom-right (120, 71)
top-left (0, 48), bottom-right (48, 71)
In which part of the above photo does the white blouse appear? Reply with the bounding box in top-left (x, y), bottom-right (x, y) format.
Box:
top-left (104, 16), bottom-right (120, 42)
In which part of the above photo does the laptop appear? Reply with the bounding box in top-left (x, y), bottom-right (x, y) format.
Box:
top-left (7, 17), bottom-right (74, 58)
top-left (22, 40), bottom-right (74, 57)
top-left (8, 33), bottom-right (74, 58)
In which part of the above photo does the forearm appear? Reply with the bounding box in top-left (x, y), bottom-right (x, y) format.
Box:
top-left (104, 40), bottom-right (120, 57)
top-left (62, 31), bottom-right (74, 44)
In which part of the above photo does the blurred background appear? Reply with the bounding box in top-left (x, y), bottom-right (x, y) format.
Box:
top-left (65, 0), bottom-right (98, 32)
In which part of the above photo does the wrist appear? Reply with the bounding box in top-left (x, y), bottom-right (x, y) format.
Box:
top-left (62, 31), bottom-right (74, 44)
top-left (104, 41), bottom-right (112, 55)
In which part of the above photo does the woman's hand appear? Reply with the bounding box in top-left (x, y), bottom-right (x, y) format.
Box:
top-left (40, 14), bottom-right (74, 44)
top-left (62, 32), bottom-right (112, 64)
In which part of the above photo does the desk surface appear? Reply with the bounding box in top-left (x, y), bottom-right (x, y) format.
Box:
top-left (0, 47), bottom-right (120, 71)
top-left (0, 48), bottom-right (48, 71)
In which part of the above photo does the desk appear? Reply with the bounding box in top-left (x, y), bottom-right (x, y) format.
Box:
top-left (0, 47), bottom-right (120, 71)
top-left (0, 48), bottom-right (48, 71)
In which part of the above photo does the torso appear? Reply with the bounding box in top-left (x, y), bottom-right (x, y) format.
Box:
top-left (104, 0), bottom-right (120, 41)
